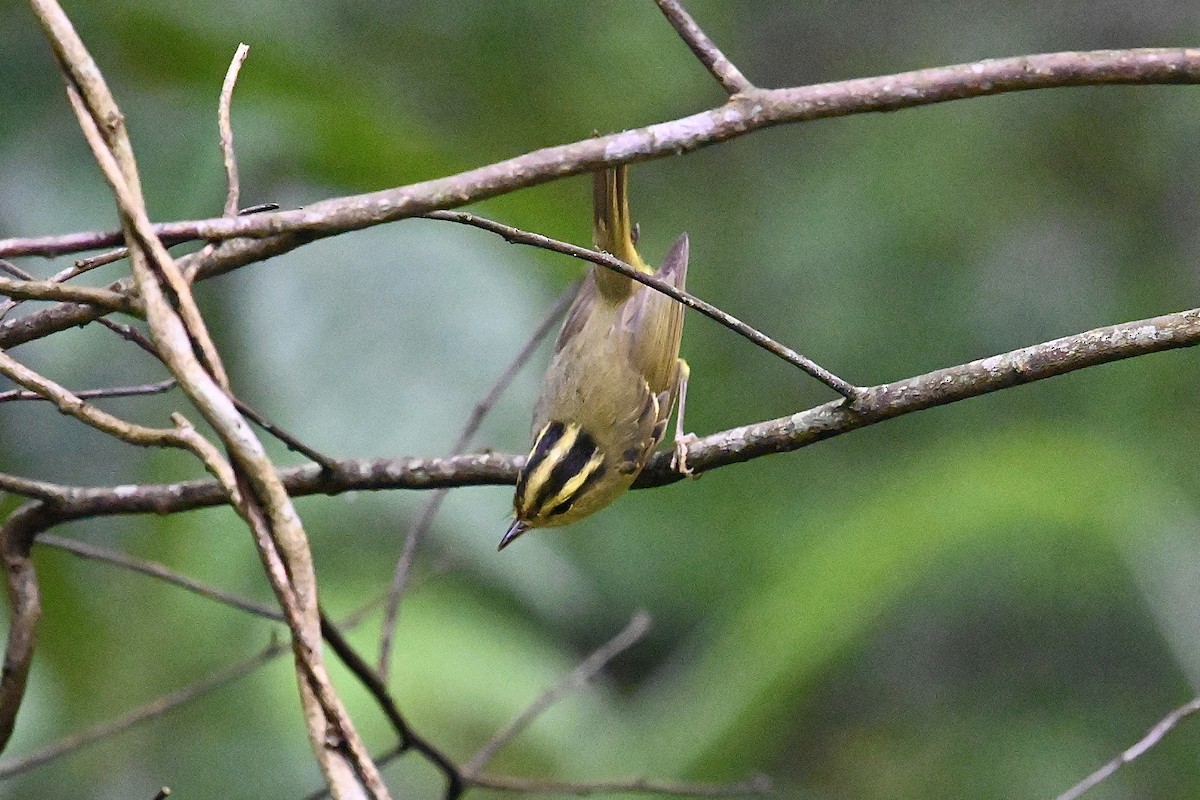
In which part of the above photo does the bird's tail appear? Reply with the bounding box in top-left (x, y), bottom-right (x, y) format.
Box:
top-left (592, 166), bottom-right (648, 300)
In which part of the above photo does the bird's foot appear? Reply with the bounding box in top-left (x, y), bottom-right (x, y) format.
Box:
top-left (671, 432), bottom-right (700, 477)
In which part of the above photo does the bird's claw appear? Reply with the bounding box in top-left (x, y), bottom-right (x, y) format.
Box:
top-left (671, 433), bottom-right (699, 477)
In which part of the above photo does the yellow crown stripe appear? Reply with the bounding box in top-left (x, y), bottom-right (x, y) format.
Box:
top-left (541, 451), bottom-right (605, 517)
top-left (520, 423), bottom-right (579, 515)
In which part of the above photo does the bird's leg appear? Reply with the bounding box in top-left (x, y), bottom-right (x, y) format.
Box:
top-left (670, 358), bottom-right (699, 477)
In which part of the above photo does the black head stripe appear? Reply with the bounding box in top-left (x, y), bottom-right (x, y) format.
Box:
top-left (533, 428), bottom-right (600, 514)
top-left (547, 461), bottom-right (607, 518)
top-left (529, 421), bottom-right (567, 466)
top-left (516, 420), bottom-right (566, 503)
top-left (516, 422), bottom-right (559, 511)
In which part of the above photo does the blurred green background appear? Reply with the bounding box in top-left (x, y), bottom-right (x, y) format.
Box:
top-left (3, 1), bottom-right (1200, 798)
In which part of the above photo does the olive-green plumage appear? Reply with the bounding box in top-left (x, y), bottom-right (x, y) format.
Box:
top-left (501, 166), bottom-right (689, 549)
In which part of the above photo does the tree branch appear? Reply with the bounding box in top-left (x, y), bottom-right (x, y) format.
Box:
top-left (29, 1), bottom-right (386, 795)
top-left (217, 44), bottom-right (249, 219)
top-left (1054, 697), bottom-right (1200, 800)
top-left (0, 275), bottom-right (138, 315)
top-left (2, 48), bottom-right (1198, 351)
top-left (467, 773), bottom-right (771, 796)
top-left (462, 612), bottom-right (652, 777)
top-left (0, 306), bottom-right (1191, 517)
top-left (39, 534), bottom-right (282, 621)
top-left (0, 377), bottom-right (176, 403)
top-left (0, 638), bottom-right (281, 777)
top-left (426, 210), bottom-right (860, 400)
top-left (377, 280), bottom-right (578, 679)
top-left (653, 0), bottom-right (754, 94)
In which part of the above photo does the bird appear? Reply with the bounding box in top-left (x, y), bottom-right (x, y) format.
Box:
top-left (501, 165), bottom-right (692, 550)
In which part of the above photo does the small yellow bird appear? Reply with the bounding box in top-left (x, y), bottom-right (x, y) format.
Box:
top-left (501, 166), bottom-right (691, 549)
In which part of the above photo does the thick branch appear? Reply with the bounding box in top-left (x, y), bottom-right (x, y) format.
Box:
top-left (30, 1), bottom-right (385, 794)
top-left (1, 48), bottom-right (1197, 353)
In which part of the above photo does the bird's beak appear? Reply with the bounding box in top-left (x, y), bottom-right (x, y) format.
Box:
top-left (498, 519), bottom-right (528, 551)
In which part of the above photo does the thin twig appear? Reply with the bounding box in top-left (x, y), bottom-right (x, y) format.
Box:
top-left (318, 612), bottom-right (464, 798)
top-left (95, 315), bottom-right (338, 468)
top-left (218, 44), bottom-right (249, 218)
top-left (653, 0), bottom-right (754, 94)
top-left (39, 533), bottom-right (283, 621)
top-left (377, 280), bottom-right (578, 679)
top-left (0, 504), bottom-right (52, 751)
top-left (229, 394), bottom-right (340, 470)
top-left (0, 275), bottom-right (138, 315)
top-left (0, 639), bottom-right (281, 778)
top-left (468, 772), bottom-right (772, 796)
top-left (1054, 697), bottom-right (1200, 800)
top-left (0, 260), bottom-right (33, 280)
top-left (463, 612), bottom-right (652, 777)
top-left (96, 316), bottom-right (156, 352)
top-left (0, 539), bottom-right (433, 783)
top-left (0, 348), bottom-right (221, 458)
top-left (425, 209), bottom-right (861, 401)
top-left (0, 262), bottom-right (35, 321)
top-left (0, 472), bottom-right (80, 502)
top-left (187, 43), bottom-right (252, 282)
top-left (0, 377), bottom-right (176, 403)
top-left (45, 516), bottom-right (459, 788)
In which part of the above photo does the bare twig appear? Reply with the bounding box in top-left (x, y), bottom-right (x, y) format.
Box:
top-left (463, 612), bottom-right (653, 777)
top-left (468, 772), bottom-right (771, 796)
top-left (0, 261), bottom-right (33, 280)
top-left (0, 275), bottom-right (138, 314)
top-left (377, 280), bottom-right (578, 678)
top-left (228, 394), bottom-right (339, 470)
top-left (0, 638), bottom-right (281, 777)
top-left (38, 524), bottom-right (459, 792)
top-left (95, 311), bottom-right (338, 468)
top-left (653, 0), bottom-right (754, 94)
top-left (0, 262), bottom-right (36, 320)
top-left (426, 209), bottom-right (861, 401)
top-left (218, 44), bottom-right (249, 218)
top-left (39, 533), bottom-right (282, 621)
top-left (0, 377), bottom-right (176, 403)
top-left (73, 203), bottom-right (282, 275)
top-left (95, 316), bottom-right (156, 351)
top-left (0, 348), bottom-right (226, 466)
top-left (1054, 697), bottom-right (1200, 800)
top-left (186, 43), bottom-right (252, 281)
top-left (0, 344), bottom-right (235, 754)
top-left (0, 503), bottom-right (53, 749)
top-left (0, 472), bottom-right (81, 502)
top-left (317, 613), bottom-right (464, 798)
top-left (60, 82), bottom-right (233, 391)
top-left (0, 563), bottom-right (426, 781)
